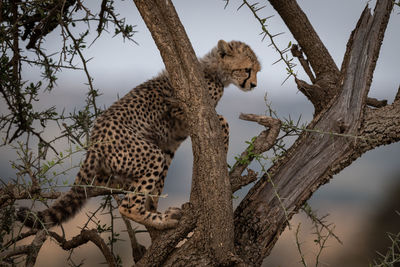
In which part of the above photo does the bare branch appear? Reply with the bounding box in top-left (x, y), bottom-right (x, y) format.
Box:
top-left (25, 230), bottom-right (47, 267)
top-left (0, 245), bottom-right (30, 260)
top-left (230, 113), bottom-right (281, 192)
top-left (294, 78), bottom-right (328, 114)
top-left (234, 0), bottom-right (394, 264)
top-left (267, 0), bottom-right (340, 82)
top-left (266, 0), bottom-right (341, 114)
top-left (357, 102), bottom-right (400, 155)
top-left (231, 169), bottom-right (258, 193)
top-left (121, 215), bottom-right (146, 263)
top-left (49, 229), bottom-right (117, 267)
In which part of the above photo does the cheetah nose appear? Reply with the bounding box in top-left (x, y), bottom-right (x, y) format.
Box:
top-left (250, 82), bottom-right (257, 88)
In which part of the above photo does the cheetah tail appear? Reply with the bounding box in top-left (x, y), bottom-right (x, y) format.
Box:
top-left (17, 187), bottom-right (88, 229)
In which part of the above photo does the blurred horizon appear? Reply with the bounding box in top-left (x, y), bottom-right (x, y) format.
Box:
top-left (1, 0), bottom-right (399, 266)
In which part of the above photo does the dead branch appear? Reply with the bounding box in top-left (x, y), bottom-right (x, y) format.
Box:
top-left (268, 0), bottom-right (341, 114)
top-left (1, 230), bottom-right (38, 250)
top-left (294, 78), bottom-right (328, 114)
top-left (234, 0), bottom-right (394, 265)
top-left (230, 113), bottom-right (281, 192)
top-left (358, 102), bottom-right (400, 154)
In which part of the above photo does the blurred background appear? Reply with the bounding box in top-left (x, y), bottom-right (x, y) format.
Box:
top-left (1, 0), bottom-right (399, 266)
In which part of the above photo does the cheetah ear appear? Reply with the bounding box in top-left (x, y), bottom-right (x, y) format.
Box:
top-left (217, 40), bottom-right (233, 58)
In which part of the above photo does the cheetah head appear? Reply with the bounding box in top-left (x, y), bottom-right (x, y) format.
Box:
top-left (217, 40), bottom-right (261, 91)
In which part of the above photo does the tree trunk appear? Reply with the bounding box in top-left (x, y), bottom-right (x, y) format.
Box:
top-left (132, 0), bottom-right (236, 265)
top-left (131, 0), bottom-right (399, 266)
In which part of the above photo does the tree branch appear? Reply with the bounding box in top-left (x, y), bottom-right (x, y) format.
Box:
top-left (25, 230), bottom-right (47, 267)
top-left (358, 103), bottom-right (400, 154)
top-left (291, 44), bottom-right (315, 83)
top-left (230, 113), bottom-right (281, 192)
top-left (234, 0), bottom-right (394, 265)
top-left (268, 0), bottom-right (339, 83)
top-left (49, 229), bottom-right (117, 267)
top-left (0, 230), bottom-right (45, 264)
top-left (121, 217), bottom-right (146, 263)
top-left (136, 204), bottom-right (196, 267)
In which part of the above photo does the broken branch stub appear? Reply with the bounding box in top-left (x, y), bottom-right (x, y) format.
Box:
top-left (230, 113), bottom-right (281, 192)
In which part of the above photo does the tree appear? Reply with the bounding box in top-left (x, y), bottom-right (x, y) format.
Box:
top-left (0, 0), bottom-right (399, 266)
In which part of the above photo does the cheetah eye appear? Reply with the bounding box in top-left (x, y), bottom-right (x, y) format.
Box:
top-left (244, 68), bottom-right (251, 73)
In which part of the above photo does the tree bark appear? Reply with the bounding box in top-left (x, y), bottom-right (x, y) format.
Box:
top-left (233, 0), bottom-right (394, 265)
top-left (132, 0), bottom-right (236, 265)
top-left (124, 0), bottom-right (398, 266)
top-left (268, 0), bottom-right (340, 113)
top-left (5, 0), bottom-right (399, 266)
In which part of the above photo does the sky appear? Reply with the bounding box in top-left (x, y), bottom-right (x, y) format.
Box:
top-left (1, 0), bottom-right (400, 266)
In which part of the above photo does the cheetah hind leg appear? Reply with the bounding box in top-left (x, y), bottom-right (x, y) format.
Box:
top-left (119, 192), bottom-right (182, 230)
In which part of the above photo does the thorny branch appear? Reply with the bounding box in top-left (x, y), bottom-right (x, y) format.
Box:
top-left (236, 0), bottom-right (297, 84)
top-left (0, 0), bottom-right (136, 151)
top-left (0, 229), bottom-right (47, 267)
top-left (1, 2), bottom-right (141, 265)
top-left (49, 229), bottom-right (117, 267)
top-left (1, 0), bottom-right (399, 266)
top-left (230, 113), bottom-right (281, 192)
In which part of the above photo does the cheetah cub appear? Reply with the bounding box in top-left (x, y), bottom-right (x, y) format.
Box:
top-left (17, 40), bottom-right (261, 230)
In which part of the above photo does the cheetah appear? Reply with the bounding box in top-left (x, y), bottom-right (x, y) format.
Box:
top-left (17, 40), bottom-right (261, 230)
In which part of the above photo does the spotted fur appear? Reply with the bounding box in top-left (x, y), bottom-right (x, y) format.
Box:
top-left (17, 40), bottom-right (261, 230)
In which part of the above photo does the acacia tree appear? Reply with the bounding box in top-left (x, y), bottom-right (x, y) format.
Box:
top-left (0, 0), bottom-right (399, 266)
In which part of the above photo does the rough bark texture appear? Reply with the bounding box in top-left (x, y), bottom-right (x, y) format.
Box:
top-left (132, 0), bottom-right (235, 265)
top-left (233, 0), bottom-right (394, 265)
top-left (4, 0), bottom-right (396, 266)
top-left (124, 0), bottom-right (397, 266)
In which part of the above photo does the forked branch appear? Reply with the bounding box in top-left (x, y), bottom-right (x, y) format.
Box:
top-left (234, 0), bottom-right (394, 265)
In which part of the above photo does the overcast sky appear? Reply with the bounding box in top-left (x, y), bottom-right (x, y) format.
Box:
top-left (1, 1), bottom-right (399, 266)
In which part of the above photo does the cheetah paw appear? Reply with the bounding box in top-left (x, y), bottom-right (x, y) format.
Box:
top-left (165, 206), bottom-right (182, 219)
top-left (163, 206), bottom-right (183, 227)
